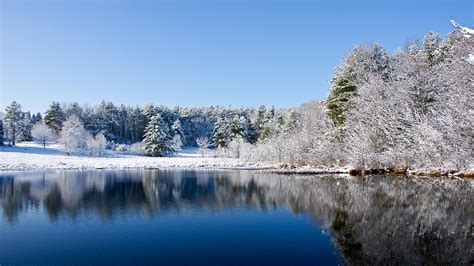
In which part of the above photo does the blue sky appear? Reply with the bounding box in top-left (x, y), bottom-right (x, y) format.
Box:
top-left (1, 0), bottom-right (472, 113)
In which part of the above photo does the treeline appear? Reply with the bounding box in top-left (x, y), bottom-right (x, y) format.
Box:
top-left (1, 99), bottom-right (298, 156)
top-left (237, 29), bottom-right (473, 171)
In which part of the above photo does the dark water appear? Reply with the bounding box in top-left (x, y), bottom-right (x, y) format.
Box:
top-left (0, 170), bottom-right (472, 265)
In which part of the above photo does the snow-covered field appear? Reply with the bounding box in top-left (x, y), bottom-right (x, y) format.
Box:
top-left (0, 142), bottom-right (274, 171)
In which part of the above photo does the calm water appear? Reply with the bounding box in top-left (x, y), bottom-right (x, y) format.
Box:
top-left (0, 170), bottom-right (472, 265)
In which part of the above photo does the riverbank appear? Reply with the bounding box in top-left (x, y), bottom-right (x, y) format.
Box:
top-left (0, 151), bottom-right (276, 171)
top-left (1, 143), bottom-right (472, 178)
top-left (0, 143), bottom-right (275, 171)
top-left (271, 165), bottom-right (474, 179)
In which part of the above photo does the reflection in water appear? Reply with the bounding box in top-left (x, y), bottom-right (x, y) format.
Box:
top-left (1, 170), bottom-right (472, 265)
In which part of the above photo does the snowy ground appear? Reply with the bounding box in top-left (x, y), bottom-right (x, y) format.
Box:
top-left (0, 142), bottom-right (274, 171)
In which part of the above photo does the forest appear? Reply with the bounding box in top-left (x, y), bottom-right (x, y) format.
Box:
top-left (1, 26), bottom-right (472, 172)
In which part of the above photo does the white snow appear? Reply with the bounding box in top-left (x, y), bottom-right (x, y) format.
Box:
top-left (172, 147), bottom-right (215, 158)
top-left (467, 54), bottom-right (474, 66)
top-left (0, 142), bottom-right (274, 171)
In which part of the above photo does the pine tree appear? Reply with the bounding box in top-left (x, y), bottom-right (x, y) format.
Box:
top-left (44, 101), bottom-right (66, 134)
top-left (18, 111), bottom-right (33, 141)
top-left (212, 113), bottom-right (230, 148)
top-left (259, 109), bottom-right (275, 141)
top-left (327, 79), bottom-right (357, 127)
top-left (171, 119), bottom-right (184, 140)
top-left (31, 112), bottom-right (43, 124)
top-left (143, 104), bottom-right (157, 119)
top-left (256, 105), bottom-right (267, 133)
top-left (229, 116), bottom-right (243, 140)
top-left (285, 111), bottom-right (299, 134)
top-left (238, 115), bottom-right (252, 142)
top-left (327, 44), bottom-right (390, 127)
top-left (276, 114), bottom-right (285, 133)
top-left (143, 114), bottom-right (171, 157)
top-left (259, 122), bottom-right (274, 141)
top-left (4, 101), bottom-right (23, 145)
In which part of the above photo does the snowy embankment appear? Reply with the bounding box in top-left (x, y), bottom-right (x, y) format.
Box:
top-left (0, 143), bottom-right (274, 171)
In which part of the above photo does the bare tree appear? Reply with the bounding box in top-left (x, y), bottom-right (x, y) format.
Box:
top-left (31, 122), bottom-right (55, 149)
top-left (196, 137), bottom-right (210, 157)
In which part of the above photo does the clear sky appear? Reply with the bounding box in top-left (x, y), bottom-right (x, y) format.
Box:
top-left (1, 0), bottom-right (472, 113)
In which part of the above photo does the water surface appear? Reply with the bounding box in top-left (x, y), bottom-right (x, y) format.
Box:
top-left (0, 170), bottom-right (472, 265)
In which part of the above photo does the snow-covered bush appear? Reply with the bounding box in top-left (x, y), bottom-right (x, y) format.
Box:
top-left (115, 144), bottom-right (128, 153)
top-left (196, 137), bottom-right (210, 157)
top-left (86, 132), bottom-right (108, 156)
top-left (31, 121), bottom-right (55, 149)
top-left (129, 142), bottom-right (146, 155)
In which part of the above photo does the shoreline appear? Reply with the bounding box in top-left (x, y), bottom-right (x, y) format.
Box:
top-left (1, 144), bottom-right (472, 178)
top-left (2, 162), bottom-right (472, 179)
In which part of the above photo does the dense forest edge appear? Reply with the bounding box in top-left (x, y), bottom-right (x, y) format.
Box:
top-left (1, 22), bottom-right (473, 177)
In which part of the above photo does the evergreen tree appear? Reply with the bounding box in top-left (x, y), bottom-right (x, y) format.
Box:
top-left (327, 44), bottom-right (390, 127)
top-left (31, 112), bottom-right (42, 124)
top-left (212, 113), bottom-right (230, 148)
top-left (276, 114), bottom-right (285, 133)
top-left (285, 111), bottom-right (299, 134)
top-left (17, 111), bottom-right (33, 141)
top-left (230, 116), bottom-right (243, 140)
top-left (44, 101), bottom-right (66, 134)
top-left (143, 104), bottom-right (157, 119)
top-left (259, 122), bottom-right (274, 141)
top-left (4, 101), bottom-right (23, 145)
top-left (259, 109), bottom-right (275, 141)
top-left (143, 114), bottom-right (171, 157)
top-left (256, 105), bottom-right (267, 133)
top-left (96, 101), bottom-right (119, 141)
top-left (327, 79), bottom-right (357, 127)
top-left (238, 115), bottom-right (252, 142)
top-left (171, 119), bottom-right (184, 140)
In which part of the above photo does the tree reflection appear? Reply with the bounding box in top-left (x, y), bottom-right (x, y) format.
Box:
top-left (0, 170), bottom-right (471, 264)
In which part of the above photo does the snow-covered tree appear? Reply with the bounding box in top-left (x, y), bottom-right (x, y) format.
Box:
top-left (227, 137), bottom-right (247, 158)
top-left (58, 115), bottom-right (89, 156)
top-left (31, 122), bottom-right (55, 149)
top-left (4, 101), bottom-right (23, 145)
top-left (259, 120), bottom-right (274, 142)
top-left (17, 111), bottom-right (33, 141)
top-left (143, 104), bottom-right (157, 119)
top-left (44, 101), bottom-right (66, 134)
top-left (0, 119), bottom-right (4, 146)
top-left (86, 132), bottom-right (108, 156)
top-left (451, 19), bottom-right (474, 65)
top-left (229, 116), bottom-right (244, 140)
top-left (170, 134), bottom-right (183, 152)
top-left (129, 142), bottom-right (146, 155)
top-left (285, 111), bottom-right (299, 134)
top-left (31, 112), bottom-right (42, 124)
top-left (327, 44), bottom-right (390, 127)
top-left (171, 119), bottom-right (184, 148)
top-left (212, 113), bottom-right (230, 148)
top-left (143, 114), bottom-right (171, 157)
top-left (196, 137), bottom-right (210, 157)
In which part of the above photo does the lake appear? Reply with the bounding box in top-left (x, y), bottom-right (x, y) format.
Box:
top-left (0, 170), bottom-right (472, 265)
